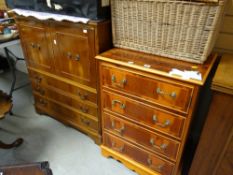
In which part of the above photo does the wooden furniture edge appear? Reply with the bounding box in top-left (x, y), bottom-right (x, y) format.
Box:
top-left (28, 67), bottom-right (97, 94)
top-left (101, 145), bottom-right (162, 175)
top-left (96, 54), bottom-right (217, 86)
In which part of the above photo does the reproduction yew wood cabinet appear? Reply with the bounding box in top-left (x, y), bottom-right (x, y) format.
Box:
top-left (96, 48), bottom-right (217, 175)
top-left (15, 16), bottom-right (111, 144)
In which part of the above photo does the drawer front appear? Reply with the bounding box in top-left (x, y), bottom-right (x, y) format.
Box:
top-left (103, 132), bottom-right (174, 175)
top-left (100, 64), bottom-right (193, 113)
top-left (102, 90), bottom-right (185, 139)
top-left (34, 94), bottom-right (99, 132)
top-left (31, 83), bottom-right (97, 118)
top-left (29, 69), bottom-right (97, 104)
top-left (103, 113), bottom-right (180, 160)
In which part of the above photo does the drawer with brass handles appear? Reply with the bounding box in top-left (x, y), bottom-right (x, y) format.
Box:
top-left (103, 113), bottom-right (180, 160)
top-left (34, 94), bottom-right (99, 133)
top-left (31, 83), bottom-right (97, 117)
top-left (29, 70), bottom-right (46, 86)
top-left (100, 64), bottom-right (194, 113)
top-left (29, 69), bottom-right (97, 104)
top-left (102, 90), bottom-right (185, 139)
top-left (103, 132), bottom-right (175, 175)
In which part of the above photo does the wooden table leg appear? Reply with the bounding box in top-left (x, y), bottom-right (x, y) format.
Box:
top-left (0, 138), bottom-right (23, 149)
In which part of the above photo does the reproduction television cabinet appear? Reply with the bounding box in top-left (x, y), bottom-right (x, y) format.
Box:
top-left (15, 16), bottom-right (111, 144)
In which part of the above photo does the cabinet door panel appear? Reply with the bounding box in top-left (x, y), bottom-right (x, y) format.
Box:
top-left (19, 24), bottom-right (53, 72)
top-left (51, 24), bottom-right (96, 87)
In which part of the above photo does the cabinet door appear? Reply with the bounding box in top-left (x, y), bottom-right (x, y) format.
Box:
top-left (18, 22), bottom-right (53, 72)
top-left (51, 23), bottom-right (96, 88)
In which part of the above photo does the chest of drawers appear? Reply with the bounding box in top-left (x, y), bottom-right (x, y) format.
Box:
top-left (97, 48), bottom-right (217, 175)
top-left (15, 16), bottom-right (111, 144)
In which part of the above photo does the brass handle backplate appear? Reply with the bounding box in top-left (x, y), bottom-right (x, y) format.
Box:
top-left (39, 99), bottom-right (47, 106)
top-left (81, 118), bottom-right (90, 126)
top-left (67, 52), bottom-right (80, 61)
top-left (156, 88), bottom-right (176, 99)
top-left (80, 106), bottom-right (89, 114)
top-left (31, 42), bottom-right (36, 48)
top-left (111, 120), bottom-right (125, 135)
top-left (152, 115), bottom-right (171, 128)
top-left (77, 91), bottom-right (88, 100)
top-left (35, 76), bottom-right (42, 83)
top-left (150, 138), bottom-right (168, 150)
top-left (31, 43), bottom-right (41, 50)
top-left (35, 86), bottom-right (45, 95)
top-left (111, 142), bottom-right (124, 153)
top-left (111, 75), bottom-right (127, 88)
top-left (147, 158), bottom-right (164, 173)
top-left (112, 100), bottom-right (126, 109)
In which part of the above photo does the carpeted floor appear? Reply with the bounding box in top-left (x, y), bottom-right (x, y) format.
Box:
top-left (0, 70), bottom-right (136, 175)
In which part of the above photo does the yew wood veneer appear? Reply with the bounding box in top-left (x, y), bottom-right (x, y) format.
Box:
top-left (96, 48), bottom-right (217, 175)
top-left (15, 15), bottom-right (111, 144)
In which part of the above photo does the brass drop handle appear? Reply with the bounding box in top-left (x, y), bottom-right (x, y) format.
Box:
top-left (152, 115), bottom-right (171, 128)
top-left (111, 142), bottom-right (124, 153)
top-left (35, 76), bottom-right (42, 83)
top-left (35, 86), bottom-right (45, 95)
top-left (111, 75), bottom-right (127, 88)
top-left (75, 54), bottom-right (80, 61)
top-left (39, 99), bottom-right (47, 106)
top-left (31, 42), bottom-right (36, 48)
top-left (111, 120), bottom-right (125, 135)
top-left (67, 52), bottom-right (80, 61)
top-left (36, 44), bottom-right (41, 50)
top-left (81, 118), bottom-right (90, 126)
top-left (80, 106), bottom-right (89, 114)
top-left (77, 91), bottom-right (88, 100)
top-left (147, 158), bottom-right (164, 173)
top-left (156, 88), bottom-right (176, 99)
top-left (149, 138), bottom-right (168, 150)
top-left (112, 100), bottom-right (126, 109)
top-left (67, 52), bottom-right (72, 59)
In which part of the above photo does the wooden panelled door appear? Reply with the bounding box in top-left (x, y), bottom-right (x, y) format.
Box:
top-left (18, 24), bottom-right (53, 72)
top-left (50, 24), bottom-right (96, 87)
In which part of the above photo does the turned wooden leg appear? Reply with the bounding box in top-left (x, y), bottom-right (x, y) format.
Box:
top-left (0, 138), bottom-right (23, 149)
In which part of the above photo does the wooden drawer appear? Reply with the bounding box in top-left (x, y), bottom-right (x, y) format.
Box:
top-left (34, 94), bottom-right (99, 132)
top-left (31, 83), bottom-right (97, 118)
top-left (103, 113), bottom-right (180, 160)
top-left (100, 64), bottom-right (194, 113)
top-left (103, 132), bottom-right (175, 175)
top-left (29, 69), bottom-right (97, 104)
top-left (102, 90), bottom-right (185, 139)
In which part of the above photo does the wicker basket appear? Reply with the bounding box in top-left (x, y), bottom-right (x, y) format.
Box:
top-left (111, 0), bottom-right (225, 63)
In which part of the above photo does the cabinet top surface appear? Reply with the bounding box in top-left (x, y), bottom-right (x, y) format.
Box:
top-left (96, 48), bottom-right (217, 86)
top-left (14, 14), bottom-right (109, 26)
top-left (212, 54), bottom-right (233, 95)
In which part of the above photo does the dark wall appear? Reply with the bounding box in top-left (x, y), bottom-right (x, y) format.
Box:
top-left (5, 0), bottom-right (110, 20)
